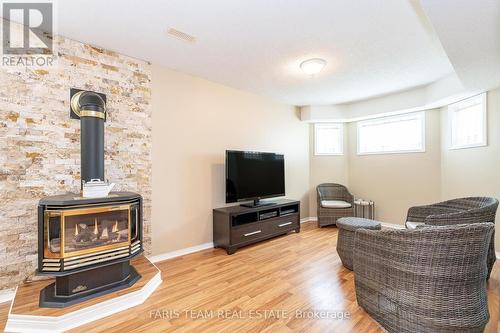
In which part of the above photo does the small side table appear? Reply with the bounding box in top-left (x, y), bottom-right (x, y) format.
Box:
top-left (354, 199), bottom-right (375, 219)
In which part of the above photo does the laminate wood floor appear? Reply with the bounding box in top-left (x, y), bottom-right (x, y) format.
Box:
top-left (0, 221), bottom-right (498, 333)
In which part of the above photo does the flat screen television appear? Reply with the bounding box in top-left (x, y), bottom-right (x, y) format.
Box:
top-left (226, 150), bottom-right (285, 207)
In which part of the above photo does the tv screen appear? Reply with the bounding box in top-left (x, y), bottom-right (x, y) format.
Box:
top-left (226, 150), bottom-right (285, 203)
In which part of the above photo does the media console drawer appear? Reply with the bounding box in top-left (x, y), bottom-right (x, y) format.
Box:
top-left (231, 222), bottom-right (264, 244)
top-left (265, 215), bottom-right (299, 233)
top-left (213, 199), bottom-right (300, 254)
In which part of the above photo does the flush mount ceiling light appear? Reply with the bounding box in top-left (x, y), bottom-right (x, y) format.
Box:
top-left (300, 58), bottom-right (327, 75)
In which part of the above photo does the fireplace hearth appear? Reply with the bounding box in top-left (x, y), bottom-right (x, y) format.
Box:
top-left (36, 89), bottom-right (144, 308)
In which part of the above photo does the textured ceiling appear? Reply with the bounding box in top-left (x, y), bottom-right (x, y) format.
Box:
top-left (47, 0), bottom-right (455, 105)
top-left (420, 0), bottom-right (500, 93)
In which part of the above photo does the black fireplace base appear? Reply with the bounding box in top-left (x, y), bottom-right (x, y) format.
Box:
top-left (39, 261), bottom-right (141, 308)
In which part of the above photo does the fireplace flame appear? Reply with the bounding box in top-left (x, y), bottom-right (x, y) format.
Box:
top-left (112, 221), bottom-right (118, 233)
top-left (94, 219), bottom-right (98, 235)
top-left (74, 224), bottom-right (79, 236)
top-left (101, 227), bottom-right (109, 240)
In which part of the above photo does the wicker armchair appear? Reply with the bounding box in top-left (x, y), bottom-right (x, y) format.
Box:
top-left (316, 183), bottom-right (354, 227)
top-left (353, 223), bottom-right (494, 333)
top-left (406, 197), bottom-right (498, 279)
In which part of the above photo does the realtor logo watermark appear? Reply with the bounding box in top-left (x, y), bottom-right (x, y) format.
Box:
top-left (148, 309), bottom-right (352, 321)
top-left (2, 1), bottom-right (55, 67)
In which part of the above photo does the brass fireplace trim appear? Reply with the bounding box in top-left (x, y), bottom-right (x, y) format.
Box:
top-left (45, 198), bottom-right (139, 210)
top-left (44, 204), bottom-right (131, 259)
top-left (70, 90), bottom-right (85, 116)
top-left (79, 110), bottom-right (105, 119)
top-left (70, 90), bottom-right (107, 119)
top-left (44, 211), bottom-right (61, 259)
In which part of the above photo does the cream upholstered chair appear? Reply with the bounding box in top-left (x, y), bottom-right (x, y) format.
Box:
top-left (316, 183), bottom-right (354, 227)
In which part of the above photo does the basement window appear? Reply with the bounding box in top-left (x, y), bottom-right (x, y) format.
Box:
top-left (314, 123), bottom-right (343, 155)
top-left (448, 93), bottom-right (487, 150)
top-left (357, 112), bottom-right (425, 155)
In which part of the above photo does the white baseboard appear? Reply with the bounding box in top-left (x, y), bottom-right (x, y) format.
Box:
top-left (0, 289), bottom-right (16, 304)
top-left (3, 220), bottom-right (497, 308)
top-left (149, 217), bottom-right (316, 263)
top-left (300, 217), bottom-right (317, 224)
top-left (148, 242), bottom-right (214, 263)
top-left (0, 216), bottom-right (344, 303)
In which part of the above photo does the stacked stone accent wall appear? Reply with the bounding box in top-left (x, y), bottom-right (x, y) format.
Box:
top-left (0, 33), bottom-right (152, 290)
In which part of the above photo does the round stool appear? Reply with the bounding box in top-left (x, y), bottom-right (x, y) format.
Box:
top-left (336, 217), bottom-right (381, 270)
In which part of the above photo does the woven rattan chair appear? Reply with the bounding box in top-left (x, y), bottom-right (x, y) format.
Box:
top-left (406, 197), bottom-right (498, 279)
top-left (353, 223), bottom-right (494, 333)
top-left (336, 217), bottom-right (381, 270)
top-left (316, 183), bottom-right (354, 227)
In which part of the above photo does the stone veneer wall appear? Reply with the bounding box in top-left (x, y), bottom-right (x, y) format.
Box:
top-left (0, 32), bottom-right (152, 290)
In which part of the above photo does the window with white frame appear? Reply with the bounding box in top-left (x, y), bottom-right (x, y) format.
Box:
top-left (314, 123), bottom-right (343, 155)
top-left (357, 112), bottom-right (425, 154)
top-left (448, 93), bottom-right (487, 149)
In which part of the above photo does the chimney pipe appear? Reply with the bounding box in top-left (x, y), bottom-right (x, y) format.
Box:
top-left (70, 91), bottom-right (107, 189)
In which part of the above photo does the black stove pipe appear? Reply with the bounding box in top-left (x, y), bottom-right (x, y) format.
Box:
top-left (70, 91), bottom-right (106, 189)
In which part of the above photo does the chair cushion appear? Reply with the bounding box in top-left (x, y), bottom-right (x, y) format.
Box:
top-left (337, 217), bottom-right (382, 231)
top-left (406, 221), bottom-right (425, 230)
top-left (321, 200), bottom-right (352, 208)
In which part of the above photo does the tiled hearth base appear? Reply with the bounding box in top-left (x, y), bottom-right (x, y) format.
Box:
top-left (5, 256), bottom-right (161, 333)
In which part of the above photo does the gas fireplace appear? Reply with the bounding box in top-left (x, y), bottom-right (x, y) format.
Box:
top-left (37, 89), bottom-right (143, 308)
top-left (39, 194), bottom-right (142, 273)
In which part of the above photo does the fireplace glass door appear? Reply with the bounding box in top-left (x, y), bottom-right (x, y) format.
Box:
top-left (46, 205), bottom-right (131, 258)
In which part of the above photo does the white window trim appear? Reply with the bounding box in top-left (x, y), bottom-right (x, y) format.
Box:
top-left (448, 93), bottom-right (487, 150)
top-left (356, 112), bottom-right (426, 155)
top-left (314, 123), bottom-right (344, 156)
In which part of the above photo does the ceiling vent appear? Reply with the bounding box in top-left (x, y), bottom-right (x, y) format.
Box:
top-left (167, 28), bottom-right (196, 43)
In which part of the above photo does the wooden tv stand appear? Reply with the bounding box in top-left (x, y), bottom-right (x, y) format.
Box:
top-left (213, 199), bottom-right (300, 254)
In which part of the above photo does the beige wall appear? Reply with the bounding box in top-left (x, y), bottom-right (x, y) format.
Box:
top-left (308, 124), bottom-right (349, 217)
top-left (310, 95), bottom-right (500, 252)
top-left (308, 110), bottom-right (442, 224)
top-left (151, 63), bottom-right (500, 257)
top-left (347, 109), bottom-right (442, 225)
top-left (441, 88), bottom-right (500, 251)
top-left (151, 65), bottom-right (309, 255)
